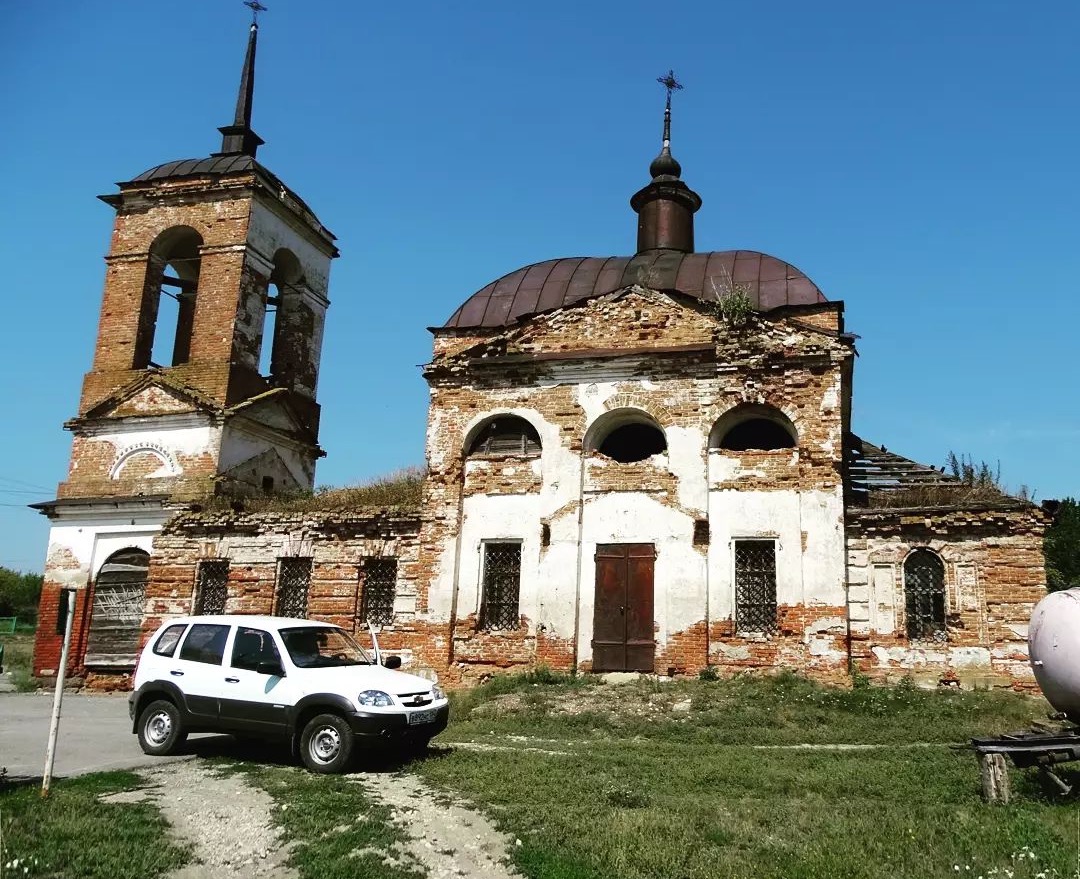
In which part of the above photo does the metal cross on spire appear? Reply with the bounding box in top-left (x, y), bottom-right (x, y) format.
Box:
top-left (244, 1), bottom-right (267, 26)
top-left (657, 69), bottom-right (683, 111)
top-left (656, 70), bottom-right (683, 149)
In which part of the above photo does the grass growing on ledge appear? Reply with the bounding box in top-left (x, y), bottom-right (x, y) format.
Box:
top-left (197, 466), bottom-right (426, 514)
top-left (414, 673), bottom-right (1075, 879)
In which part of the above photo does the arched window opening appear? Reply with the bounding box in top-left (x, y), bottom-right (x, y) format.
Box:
top-left (719, 419), bottom-right (796, 451)
top-left (86, 547), bottom-right (150, 665)
top-left (261, 248), bottom-right (304, 379)
top-left (137, 227), bottom-right (203, 369)
top-left (467, 416), bottom-right (541, 457)
top-left (904, 549), bottom-right (946, 641)
top-left (710, 405), bottom-right (797, 452)
top-left (597, 422), bottom-right (667, 463)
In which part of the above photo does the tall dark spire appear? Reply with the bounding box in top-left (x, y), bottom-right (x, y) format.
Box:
top-left (649, 70), bottom-right (682, 179)
top-left (630, 70), bottom-right (702, 253)
top-left (215, 3), bottom-right (266, 157)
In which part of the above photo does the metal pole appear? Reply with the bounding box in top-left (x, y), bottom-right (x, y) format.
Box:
top-left (41, 588), bottom-right (77, 797)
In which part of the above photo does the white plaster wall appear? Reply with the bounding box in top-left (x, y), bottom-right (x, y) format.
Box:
top-left (578, 492), bottom-right (703, 664)
top-left (220, 423), bottom-right (315, 489)
top-left (43, 505), bottom-right (171, 590)
top-left (80, 418), bottom-right (220, 481)
top-left (248, 200), bottom-right (332, 296)
top-left (425, 401), bottom-right (583, 622)
top-left (455, 493), bottom-right (550, 630)
top-left (707, 488), bottom-right (846, 622)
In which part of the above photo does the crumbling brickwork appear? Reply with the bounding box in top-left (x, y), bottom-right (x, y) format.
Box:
top-left (846, 504), bottom-right (1048, 688)
top-left (416, 288), bottom-right (855, 683)
top-left (133, 508), bottom-right (444, 677)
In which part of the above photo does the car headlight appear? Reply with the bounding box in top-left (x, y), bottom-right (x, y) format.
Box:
top-left (431, 685), bottom-right (445, 701)
top-left (358, 690), bottom-right (393, 707)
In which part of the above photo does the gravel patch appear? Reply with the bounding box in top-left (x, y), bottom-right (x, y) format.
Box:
top-left (101, 760), bottom-right (296, 879)
top-left (353, 771), bottom-right (522, 879)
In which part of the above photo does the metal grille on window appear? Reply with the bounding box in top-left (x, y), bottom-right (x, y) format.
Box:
top-left (735, 540), bottom-right (777, 634)
top-left (276, 557), bottom-right (312, 619)
top-left (904, 550), bottom-right (946, 641)
top-left (194, 560), bottom-right (229, 615)
top-left (480, 543), bottom-right (521, 630)
top-left (361, 559), bottom-right (397, 626)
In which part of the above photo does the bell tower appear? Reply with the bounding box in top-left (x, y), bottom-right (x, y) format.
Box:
top-left (32, 8), bottom-right (337, 679)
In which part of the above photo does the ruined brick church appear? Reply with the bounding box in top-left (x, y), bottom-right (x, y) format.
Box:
top-left (31, 27), bottom-right (1048, 689)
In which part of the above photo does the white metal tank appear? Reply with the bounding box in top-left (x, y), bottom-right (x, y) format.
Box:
top-left (1029, 587), bottom-right (1080, 718)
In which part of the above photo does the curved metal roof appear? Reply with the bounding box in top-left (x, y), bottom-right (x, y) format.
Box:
top-left (443, 249), bottom-right (826, 329)
top-left (131, 154), bottom-right (261, 181)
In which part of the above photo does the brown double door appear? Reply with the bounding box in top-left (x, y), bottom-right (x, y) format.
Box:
top-left (592, 543), bottom-right (655, 672)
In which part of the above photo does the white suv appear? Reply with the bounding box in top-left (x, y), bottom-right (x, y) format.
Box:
top-left (128, 615), bottom-right (449, 773)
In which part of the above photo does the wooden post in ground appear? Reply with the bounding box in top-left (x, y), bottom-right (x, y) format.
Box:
top-left (978, 752), bottom-right (1010, 804)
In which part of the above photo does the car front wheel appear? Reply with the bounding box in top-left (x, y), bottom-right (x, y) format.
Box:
top-left (137, 699), bottom-right (186, 756)
top-left (299, 713), bottom-right (354, 773)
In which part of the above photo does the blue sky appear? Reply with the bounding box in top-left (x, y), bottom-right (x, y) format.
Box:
top-left (2, 1), bottom-right (1077, 573)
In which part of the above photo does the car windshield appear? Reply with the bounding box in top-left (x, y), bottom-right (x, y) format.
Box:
top-left (279, 626), bottom-right (373, 668)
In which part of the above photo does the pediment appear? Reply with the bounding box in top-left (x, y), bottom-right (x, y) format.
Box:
top-left (221, 447), bottom-right (304, 493)
top-left (225, 389), bottom-right (317, 444)
top-left (82, 374), bottom-right (220, 421)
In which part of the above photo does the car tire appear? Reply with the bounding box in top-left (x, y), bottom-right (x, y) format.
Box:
top-left (299, 713), bottom-right (354, 774)
top-left (137, 699), bottom-right (186, 756)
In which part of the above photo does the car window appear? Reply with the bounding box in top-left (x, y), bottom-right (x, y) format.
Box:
top-left (280, 626), bottom-right (373, 668)
top-left (230, 626), bottom-right (282, 672)
top-left (152, 624), bottom-right (188, 657)
top-left (178, 623), bottom-right (230, 665)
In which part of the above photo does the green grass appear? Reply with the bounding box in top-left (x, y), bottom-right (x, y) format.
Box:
top-left (0, 772), bottom-right (189, 879)
top-left (0, 625), bottom-right (38, 692)
top-left (223, 762), bottom-right (422, 879)
top-left (411, 672), bottom-right (1079, 879)
top-left (442, 669), bottom-right (1047, 746)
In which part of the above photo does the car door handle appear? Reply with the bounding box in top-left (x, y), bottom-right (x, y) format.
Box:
top-left (224, 677), bottom-right (239, 683)
top-left (170, 670), bottom-right (184, 676)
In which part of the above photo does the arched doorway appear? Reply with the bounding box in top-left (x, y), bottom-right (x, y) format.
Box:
top-left (85, 548), bottom-right (150, 667)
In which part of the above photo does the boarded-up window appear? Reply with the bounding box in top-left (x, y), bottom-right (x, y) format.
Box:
top-left (85, 548), bottom-right (149, 667)
top-left (734, 540), bottom-right (777, 634)
top-left (904, 549), bottom-right (946, 641)
top-left (361, 558), bottom-right (397, 627)
top-left (480, 542), bottom-right (521, 630)
top-left (194, 559), bottom-right (229, 615)
top-left (275, 557), bottom-right (311, 618)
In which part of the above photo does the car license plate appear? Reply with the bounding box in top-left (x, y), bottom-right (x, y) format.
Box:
top-left (407, 707), bottom-right (438, 725)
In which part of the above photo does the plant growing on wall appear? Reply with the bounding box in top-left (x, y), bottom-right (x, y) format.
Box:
top-left (704, 268), bottom-right (754, 327)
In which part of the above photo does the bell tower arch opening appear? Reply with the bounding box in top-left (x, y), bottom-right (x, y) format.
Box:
top-left (135, 226), bottom-right (204, 369)
top-left (261, 247), bottom-right (305, 379)
top-left (31, 8), bottom-right (337, 686)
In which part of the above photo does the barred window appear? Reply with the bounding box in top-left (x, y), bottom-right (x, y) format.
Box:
top-left (904, 549), bottom-right (946, 641)
top-left (735, 540), bottom-right (777, 634)
top-left (361, 558), bottom-right (397, 627)
top-left (194, 559), bottom-right (229, 615)
top-left (480, 542), bottom-right (521, 630)
top-left (275, 557), bottom-right (312, 619)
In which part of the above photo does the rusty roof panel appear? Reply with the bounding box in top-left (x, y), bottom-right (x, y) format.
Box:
top-left (441, 249), bottom-right (826, 329)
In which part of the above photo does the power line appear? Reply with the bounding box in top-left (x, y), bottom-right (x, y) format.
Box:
top-left (0, 475), bottom-right (52, 492)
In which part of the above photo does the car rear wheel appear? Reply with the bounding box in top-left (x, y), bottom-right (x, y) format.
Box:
top-left (299, 713), bottom-right (354, 773)
top-left (137, 699), bottom-right (186, 756)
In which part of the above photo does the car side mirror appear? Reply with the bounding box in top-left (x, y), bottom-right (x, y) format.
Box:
top-left (256, 660), bottom-right (285, 677)
top-left (382, 655), bottom-right (402, 670)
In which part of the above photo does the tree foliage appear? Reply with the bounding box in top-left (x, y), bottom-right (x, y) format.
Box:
top-left (0, 566), bottom-right (43, 620)
top-left (1046, 497), bottom-right (1080, 592)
